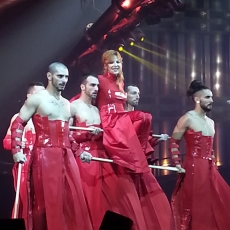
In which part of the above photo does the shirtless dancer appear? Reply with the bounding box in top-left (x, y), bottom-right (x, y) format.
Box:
top-left (11, 62), bottom-right (92, 230)
top-left (3, 82), bottom-right (44, 223)
top-left (169, 80), bottom-right (230, 230)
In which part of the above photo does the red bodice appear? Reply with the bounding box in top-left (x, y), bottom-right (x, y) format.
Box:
top-left (185, 129), bottom-right (214, 160)
top-left (97, 73), bottom-right (126, 114)
top-left (32, 114), bottom-right (71, 148)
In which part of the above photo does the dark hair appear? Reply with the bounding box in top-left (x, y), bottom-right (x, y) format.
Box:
top-left (186, 80), bottom-right (209, 98)
top-left (124, 83), bottom-right (138, 92)
top-left (80, 74), bottom-right (97, 85)
top-left (27, 82), bottom-right (44, 94)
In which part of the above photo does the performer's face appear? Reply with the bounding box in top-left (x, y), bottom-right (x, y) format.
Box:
top-left (51, 67), bottom-right (69, 91)
top-left (106, 55), bottom-right (122, 75)
top-left (198, 89), bottom-right (213, 112)
top-left (127, 86), bottom-right (140, 107)
top-left (83, 76), bottom-right (99, 99)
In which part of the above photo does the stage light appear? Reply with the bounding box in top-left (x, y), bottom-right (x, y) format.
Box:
top-left (128, 38), bottom-right (135, 46)
top-left (133, 29), bottom-right (145, 42)
top-left (118, 44), bottom-right (124, 51)
top-left (130, 41), bottom-right (135, 46)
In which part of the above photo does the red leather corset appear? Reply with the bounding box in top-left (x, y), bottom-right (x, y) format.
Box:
top-left (185, 129), bottom-right (214, 160)
top-left (32, 114), bottom-right (71, 148)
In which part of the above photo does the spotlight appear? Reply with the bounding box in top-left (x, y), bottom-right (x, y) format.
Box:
top-left (133, 29), bottom-right (145, 42)
top-left (128, 38), bottom-right (135, 46)
top-left (130, 41), bottom-right (135, 46)
top-left (118, 44), bottom-right (124, 51)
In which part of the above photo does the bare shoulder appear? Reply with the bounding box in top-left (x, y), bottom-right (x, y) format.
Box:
top-left (177, 113), bottom-right (191, 126)
top-left (206, 116), bottom-right (214, 125)
top-left (25, 90), bottom-right (43, 106)
top-left (70, 100), bottom-right (79, 116)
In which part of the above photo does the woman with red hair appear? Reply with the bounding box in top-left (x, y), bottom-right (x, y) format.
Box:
top-left (96, 50), bottom-right (175, 230)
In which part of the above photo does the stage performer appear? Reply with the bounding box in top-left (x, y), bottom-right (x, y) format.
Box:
top-left (124, 84), bottom-right (168, 164)
top-left (70, 74), bottom-right (149, 230)
top-left (96, 50), bottom-right (175, 230)
top-left (11, 62), bottom-right (92, 230)
top-left (3, 82), bottom-right (44, 223)
top-left (169, 80), bottom-right (230, 230)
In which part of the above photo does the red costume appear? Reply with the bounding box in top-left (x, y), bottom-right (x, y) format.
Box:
top-left (73, 121), bottom-right (147, 230)
top-left (170, 129), bottom-right (230, 230)
top-left (3, 126), bottom-right (35, 227)
top-left (96, 73), bottom-right (175, 230)
top-left (145, 131), bottom-right (159, 164)
top-left (11, 115), bottom-right (92, 230)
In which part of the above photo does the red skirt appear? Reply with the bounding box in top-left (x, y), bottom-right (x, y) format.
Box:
top-left (27, 147), bottom-right (92, 230)
top-left (172, 157), bottom-right (230, 230)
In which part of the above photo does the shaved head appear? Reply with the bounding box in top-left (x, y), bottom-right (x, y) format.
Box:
top-left (48, 62), bottom-right (67, 74)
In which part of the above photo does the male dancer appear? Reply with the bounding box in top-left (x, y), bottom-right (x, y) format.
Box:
top-left (11, 62), bottom-right (92, 230)
top-left (169, 80), bottom-right (230, 229)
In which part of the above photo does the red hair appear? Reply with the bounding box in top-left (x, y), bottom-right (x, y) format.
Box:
top-left (102, 50), bottom-right (124, 92)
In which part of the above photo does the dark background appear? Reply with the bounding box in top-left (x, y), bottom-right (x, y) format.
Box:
top-left (1, 0), bottom-right (230, 218)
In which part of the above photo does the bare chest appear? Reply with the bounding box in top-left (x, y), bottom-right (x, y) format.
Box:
top-left (76, 104), bottom-right (101, 125)
top-left (189, 116), bottom-right (215, 137)
top-left (37, 99), bottom-right (71, 121)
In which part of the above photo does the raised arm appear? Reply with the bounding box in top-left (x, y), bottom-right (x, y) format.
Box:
top-left (169, 114), bottom-right (190, 173)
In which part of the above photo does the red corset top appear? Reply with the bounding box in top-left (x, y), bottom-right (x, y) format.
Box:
top-left (185, 129), bottom-right (214, 160)
top-left (32, 114), bottom-right (71, 148)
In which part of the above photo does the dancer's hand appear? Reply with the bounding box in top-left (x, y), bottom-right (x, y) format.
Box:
top-left (80, 151), bottom-right (92, 163)
top-left (158, 134), bottom-right (169, 141)
top-left (89, 126), bottom-right (103, 135)
top-left (13, 152), bottom-right (26, 163)
top-left (176, 164), bottom-right (186, 173)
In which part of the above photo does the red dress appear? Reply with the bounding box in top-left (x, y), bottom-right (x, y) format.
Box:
top-left (73, 121), bottom-right (147, 230)
top-left (26, 114), bottom-right (92, 230)
top-left (171, 129), bottom-right (230, 230)
top-left (97, 73), bottom-right (175, 230)
top-left (3, 130), bottom-right (35, 227)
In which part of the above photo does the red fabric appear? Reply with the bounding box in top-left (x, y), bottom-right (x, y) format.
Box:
top-left (97, 73), bottom-right (175, 230)
top-left (11, 116), bottom-right (27, 154)
top-left (3, 134), bottom-right (11, 150)
top-left (74, 122), bottom-right (148, 230)
top-left (171, 129), bottom-right (230, 230)
top-left (11, 130), bottom-right (35, 230)
top-left (26, 114), bottom-right (92, 230)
